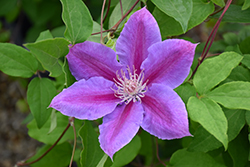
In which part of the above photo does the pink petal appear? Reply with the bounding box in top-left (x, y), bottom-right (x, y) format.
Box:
top-left (116, 7), bottom-right (161, 72)
top-left (67, 41), bottom-right (123, 81)
top-left (99, 102), bottom-right (144, 159)
top-left (49, 77), bottom-right (120, 120)
top-left (141, 84), bottom-right (191, 139)
top-left (141, 39), bottom-right (197, 89)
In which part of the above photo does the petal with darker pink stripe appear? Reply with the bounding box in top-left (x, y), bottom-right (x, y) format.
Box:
top-left (142, 39), bottom-right (197, 88)
top-left (99, 102), bottom-right (144, 159)
top-left (141, 83), bottom-right (191, 140)
top-left (116, 7), bottom-right (161, 72)
top-left (49, 77), bottom-right (119, 120)
top-left (67, 41), bottom-right (123, 81)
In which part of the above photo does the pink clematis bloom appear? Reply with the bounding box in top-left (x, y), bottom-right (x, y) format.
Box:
top-left (49, 7), bottom-right (197, 158)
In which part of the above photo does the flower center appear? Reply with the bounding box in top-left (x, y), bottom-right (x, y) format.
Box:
top-left (112, 66), bottom-right (148, 104)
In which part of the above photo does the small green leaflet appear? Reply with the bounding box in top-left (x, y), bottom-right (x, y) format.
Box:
top-left (60, 0), bottom-right (93, 44)
top-left (193, 52), bottom-right (242, 95)
top-left (27, 77), bottom-right (57, 128)
top-left (153, 0), bottom-right (214, 37)
top-left (36, 30), bottom-right (53, 42)
top-left (242, 0), bottom-right (250, 10)
top-left (207, 81), bottom-right (250, 110)
top-left (25, 38), bottom-right (70, 77)
top-left (0, 43), bottom-right (38, 78)
top-left (211, 0), bottom-right (225, 7)
top-left (187, 97), bottom-right (228, 150)
top-left (152, 0), bottom-right (192, 32)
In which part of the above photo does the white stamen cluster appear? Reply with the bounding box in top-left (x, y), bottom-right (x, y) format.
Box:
top-left (112, 66), bottom-right (148, 104)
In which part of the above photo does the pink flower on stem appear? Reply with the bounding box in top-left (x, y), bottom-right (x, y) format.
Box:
top-left (49, 8), bottom-right (197, 158)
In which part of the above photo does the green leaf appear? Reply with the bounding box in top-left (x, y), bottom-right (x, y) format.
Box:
top-left (79, 121), bottom-right (105, 167)
top-left (153, 0), bottom-right (214, 37)
top-left (27, 77), bottom-right (57, 128)
top-left (51, 26), bottom-right (66, 38)
top-left (242, 54), bottom-right (250, 69)
top-left (225, 45), bottom-right (242, 55)
top-left (228, 130), bottom-right (249, 167)
top-left (25, 38), bottom-right (70, 77)
top-left (193, 52), bottom-right (242, 95)
top-left (174, 83), bottom-right (196, 104)
top-left (60, 0), bottom-right (93, 44)
top-left (97, 154), bottom-right (108, 167)
top-left (170, 149), bottom-right (226, 167)
top-left (207, 81), bottom-right (250, 110)
top-left (224, 108), bottom-right (246, 141)
top-left (188, 126), bottom-right (222, 152)
top-left (222, 66), bottom-right (250, 83)
top-left (242, 0), bottom-right (250, 10)
top-left (152, 0), bottom-right (192, 32)
top-left (87, 21), bottom-right (107, 43)
top-left (0, 43), bottom-right (38, 77)
top-left (36, 30), bottom-right (53, 42)
top-left (111, 135), bottom-right (141, 167)
top-left (187, 97), bottom-right (228, 149)
top-left (109, 0), bottom-right (139, 30)
top-left (212, 5), bottom-right (250, 23)
top-left (48, 109), bottom-right (57, 134)
top-left (188, 109), bottom-right (245, 152)
top-left (27, 142), bottom-right (71, 167)
top-left (27, 112), bottom-right (82, 144)
top-left (240, 36), bottom-right (250, 54)
top-left (211, 0), bottom-right (225, 7)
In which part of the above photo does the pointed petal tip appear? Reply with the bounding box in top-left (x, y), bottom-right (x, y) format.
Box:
top-left (116, 7), bottom-right (161, 70)
top-left (98, 102), bottom-right (144, 161)
top-left (142, 39), bottom-right (198, 88)
top-left (46, 77), bottom-right (120, 120)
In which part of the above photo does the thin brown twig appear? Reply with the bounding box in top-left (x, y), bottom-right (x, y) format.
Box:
top-left (103, 0), bottom-right (111, 23)
top-left (209, 6), bottom-right (225, 17)
top-left (16, 123), bottom-right (71, 166)
top-left (91, 0), bottom-right (140, 37)
top-left (69, 118), bottom-right (76, 167)
top-left (155, 137), bottom-right (166, 166)
top-left (110, 0), bottom-right (140, 35)
top-left (119, 0), bottom-right (124, 17)
top-left (100, 0), bottom-right (107, 44)
top-left (189, 0), bottom-right (232, 80)
top-left (91, 29), bottom-right (114, 36)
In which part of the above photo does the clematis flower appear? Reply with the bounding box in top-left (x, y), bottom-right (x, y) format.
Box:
top-left (49, 7), bottom-right (197, 158)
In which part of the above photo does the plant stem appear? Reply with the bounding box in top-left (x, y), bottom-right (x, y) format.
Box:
top-left (91, 0), bottom-right (140, 37)
top-left (189, 0), bottom-right (232, 80)
top-left (16, 122), bottom-right (71, 166)
top-left (155, 137), bottom-right (166, 166)
top-left (119, 0), bottom-right (124, 17)
top-left (69, 118), bottom-right (77, 167)
top-left (100, 0), bottom-right (107, 44)
top-left (103, 0), bottom-right (111, 23)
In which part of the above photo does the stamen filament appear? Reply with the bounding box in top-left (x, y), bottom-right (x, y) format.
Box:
top-left (112, 65), bottom-right (148, 104)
